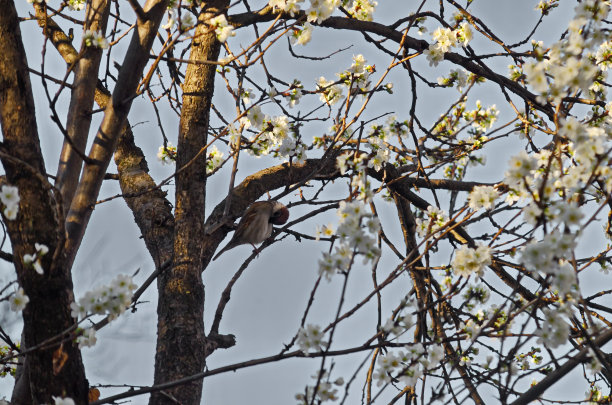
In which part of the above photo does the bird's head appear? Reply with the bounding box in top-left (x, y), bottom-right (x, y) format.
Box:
top-left (270, 202), bottom-right (289, 225)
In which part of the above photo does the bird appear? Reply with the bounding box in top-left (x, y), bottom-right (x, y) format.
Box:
top-left (213, 200), bottom-right (289, 260)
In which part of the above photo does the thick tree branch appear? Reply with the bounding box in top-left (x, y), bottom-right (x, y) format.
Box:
top-left (64, 0), bottom-right (169, 268)
top-left (151, 2), bottom-right (228, 404)
top-left (0, 1), bottom-right (87, 403)
top-left (32, 1), bottom-right (176, 269)
top-left (55, 0), bottom-right (111, 208)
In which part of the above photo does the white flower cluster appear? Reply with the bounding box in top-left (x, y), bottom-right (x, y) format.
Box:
top-left (163, 7), bottom-right (195, 31)
top-left (317, 200), bottom-right (381, 281)
top-left (464, 100), bottom-right (499, 132)
top-left (295, 371), bottom-right (344, 404)
top-left (284, 81), bottom-right (304, 108)
top-left (278, 136), bottom-right (307, 163)
top-left (504, 118), bottom-right (612, 209)
top-left (424, 22), bottom-right (473, 67)
top-left (337, 54), bottom-right (375, 96)
top-left (306, 0), bottom-right (339, 23)
top-left (415, 206), bottom-right (449, 238)
top-left (524, 1), bottom-right (608, 103)
top-left (451, 244), bottom-right (492, 278)
top-left (437, 69), bottom-right (470, 91)
top-left (432, 101), bottom-right (498, 138)
top-left (240, 88), bottom-right (255, 105)
top-left (374, 343), bottom-right (444, 387)
top-left (346, 0), bottom-right (377, 21)
top-left (67, 0), bottom-right (85, 10)
top-left (504, 150), bottom-right (556, 204)
top-left (520, 231), bottom-right (579, 299)
top-left (83, 30), bottom-right (109, 49)
top-left (0, 185), bottom-right (19, 220)
top-left (76, 327), bottom-right (97, 349)
top-left (206, 145), bottom-right (224, 174)
top-left (560, 117), bottom-right (608, 167)
top-left (9, 288), bottom-right (29, 312)
top-left (463, 283), bottom-right (491, 309)
top-left (336, 117), bottom-right (406, 177)
top-left (374, 347), bottom-right (421, 386)
top-left (461, 318), bottom-right (481, 340)
top-left (70, 274), bottom-right (137, 321)
top-left (505, 150), bottom-right (537, 189)
top-left (587, 348), bottom-right (604, 376)
top-left (316, 76), bottom-right (343, 105)
top-left (268, 0), bottom-right (340, 23)
top-left (296, 324), bottom-right (328, 354)
top-left (23, 243), bottom-right (49, 275)
top-left (243, 105), bottom-right (266, 130)
top-left (535, 0), bottom-right (558, 15)
top-left (157, 142), bottom-right (177, 165)
top-left (364, 119), bottom-right (398, 172)
top-left (366, 138), bottom-right (391, 172)
top-left (238, 106), bottom-right (306, 162)
top-left (536, 307), bottom-right (570, 349)
top-left (290, 23), bottom-right (313, 46)
top-left (521, 230), bottom-right (577, 271)
top-left (162, 0), bottom-right (199, 31)
top-left (269, 0), bottom-right (302, 16)
top-left (53, 397), bottom-right (75, 405)
top-left (208, 14), bottom-right (235, 43)
top-left (468, 185), bottom-right (499, 210)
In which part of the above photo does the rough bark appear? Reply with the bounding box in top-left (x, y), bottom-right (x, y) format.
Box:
top-left (0, 1), bottom-right (87, 403)
top-left (150, 2), bottom-right (228, 403)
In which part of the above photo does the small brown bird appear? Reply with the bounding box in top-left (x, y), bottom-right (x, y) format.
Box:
top-left (213, 201), bottom-right (289, 260)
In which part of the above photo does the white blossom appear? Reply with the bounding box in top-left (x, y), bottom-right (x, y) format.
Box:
top-left (416, 206), bottom-right (449, 237)
top-left (206, 145), bottom-right (224, 174)
top-left (157, 142), bottom-right (177, 165)
top-left (246, 105), bottom-right (265, 129)
top-left (346, 0), bottom-right (377, 21)
top-left (70, 274), bottom-right (137, 321)
top-left (269, 0), bottom-right (304, 15)
top-left (424, 44), bottom-right (444, 67)
top-left (0, 185), bottom-right (20, 207)
top-left (306, 0), bottom-right (339, 23)
top-left (536, 308), bottom-right (570, 348)
top-left (76, 328), bottom-right (97, 349)
top-left (0, 185), bottom-right (19, 220)
top-left (316, 76), bottom-right (343, 105)
top-left (208, 14), bottom-right (235, 43)
top-left (290, 23), bottom-right (313, 46)
top-left (296, 324), bottom-right (328, 354)
top-left (468, 185), bottom-right (499, 210)
top-left (83, 30), bottom-right (109, 49)
top-left (9, 288), bottom-right (29, 312)
top-left (295, 370), bottom-right (343, 404)
top-left (53, 397), bottom-right (75, 405)
top-left (452, 245), bottom-right (492, 278)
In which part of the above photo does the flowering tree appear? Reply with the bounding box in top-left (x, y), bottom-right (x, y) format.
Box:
top-left (1, 0), bottom-right (612, 403)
